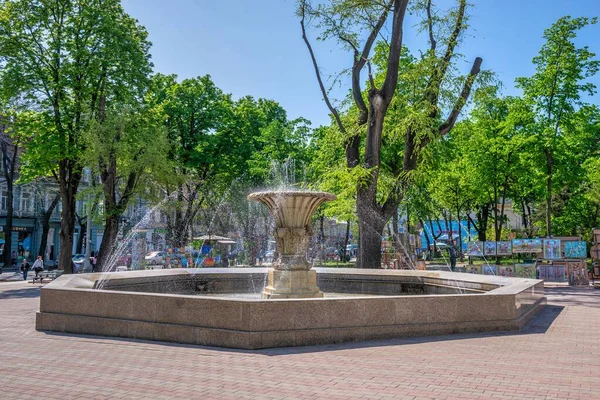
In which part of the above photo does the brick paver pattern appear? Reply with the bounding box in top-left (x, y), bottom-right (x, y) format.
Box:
top-left (0, 280), bottom-right (599, 400)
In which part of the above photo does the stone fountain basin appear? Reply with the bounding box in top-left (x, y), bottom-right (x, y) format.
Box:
top-left (36, 268), bottom-right (545, 349)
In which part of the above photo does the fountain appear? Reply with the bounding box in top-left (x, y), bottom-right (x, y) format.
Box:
top-left (247, 190), bottom-right (336, 298)
top-left (35, 188), bottom-right (547, 350)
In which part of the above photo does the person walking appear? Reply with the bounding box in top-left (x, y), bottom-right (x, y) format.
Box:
top-left (20, 258), bottom-right (31, 281)
top-left (449, 240), bottom-right (458, 272)
top-left (32, 255), bottom-right (44, 280)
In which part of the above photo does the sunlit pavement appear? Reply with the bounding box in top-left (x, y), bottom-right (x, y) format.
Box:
top-left (0, 281), bottom-right (599, 400)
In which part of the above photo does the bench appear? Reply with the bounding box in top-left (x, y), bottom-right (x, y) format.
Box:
top-left (31, 270), bottom-right (63, 284)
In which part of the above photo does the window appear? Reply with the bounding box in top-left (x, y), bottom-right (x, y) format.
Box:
top-left (20, 192), bottom-right (31, 212)
top-left (1, 190), bottom-right (8, 211)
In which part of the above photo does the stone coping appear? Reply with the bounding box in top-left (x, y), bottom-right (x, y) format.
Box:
top-left (44, 267), bottom-right (539, 295)
top-left (36, 268), bottom-right (545, 349)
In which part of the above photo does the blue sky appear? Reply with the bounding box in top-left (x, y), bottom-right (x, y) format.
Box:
top-left (122, 0), bottom-right (600, 127)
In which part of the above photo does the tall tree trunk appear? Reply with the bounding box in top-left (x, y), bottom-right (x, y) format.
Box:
top-left (4, 188), bottom-right (13, 266)
top-left (521, 200), bottom-right (528, 229)
top-left (76, 216), bottom-right (86, 254)
top-left (392, 207), bottom-right (399, 243)
top-left (96, 216), bottom-right (119, 271)
top-left (59, 194), bottom-right (77, 274)
top-left (1, 138), bottom-right (17, 268)
top-left (38, 194), bottom-right (60, 259)
top-left (356, 212), bottom-right (386, 269)
top-left (456, 205), bottom-right (462, 259)
top-left (173, 183), bottom-right (187, 248)
top-left (525, 203), bottom-right (533, 238)
top-left (474, 205), bottom-right (489, 242)
top-left (467, 212), bottom-right (472, 242)
top-left (419, 217), bottom-right (431, 259)
top-left (466, 212), bottom-right (472, 264)
top-left (430, 219), bottom-right (442, 257)
top-left (545, 149), bottom-right (553, 236)
top-left (356, 172), bottom-right (388, 268)
top-left (406, 203), bottom-right (410, 234)
top-left (342, 220), bottom-right (350, 262)
top-left (356, 91), bottom-right (392, 268)
top-left (58, 160), bottom-right (81, 274)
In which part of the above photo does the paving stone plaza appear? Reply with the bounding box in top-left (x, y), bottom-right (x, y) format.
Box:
top-left (1, 280), bottom-right (599, 400)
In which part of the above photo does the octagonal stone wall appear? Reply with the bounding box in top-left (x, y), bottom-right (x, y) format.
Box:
top-left (36, 268), bottom-right (545, 349)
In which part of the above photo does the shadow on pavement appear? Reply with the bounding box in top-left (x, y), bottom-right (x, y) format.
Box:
top-left (544, 286), bottom-right (600, 308)
top-left (0, 286), bottom-right (42, 299)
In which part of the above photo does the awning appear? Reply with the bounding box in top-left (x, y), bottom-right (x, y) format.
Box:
top-left (217, 240), bottom-right (237, 245)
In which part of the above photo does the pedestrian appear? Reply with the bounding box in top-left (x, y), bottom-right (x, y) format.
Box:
top-left (91, 253), bottom-right (97, 272)
top-left (20, 258), bottom-right (31, 281)
top-left (32, 255), bottom-right (44, 280)
top-left (11, 251), bottom-right (16, 267)
top-left (449, 240), bottom-right (458, 272)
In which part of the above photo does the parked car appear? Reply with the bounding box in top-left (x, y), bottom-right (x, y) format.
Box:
top-left (346, 244), bottom-right (358, 258)
top-left (145, 251), bottom-right (165, 265)
top-left (324, 247), bottom-right (339, 261)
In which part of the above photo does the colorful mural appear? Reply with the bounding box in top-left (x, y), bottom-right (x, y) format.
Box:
top-left (482, 264), bottom-right (498, 275)
top-left (537, 265), bottom-right (565, 282)
top-left (467, 241), bottom-right (484, 257)
top-left (564, 241), bottom-right (586, 258)
top-left (484, 241), bottom-right (497, 256)
top-left (512, 239), bottom-right (543, 253)
top-left (515, 264), bottom-right (536, 278)
top-left (543, 239), bottom-right (561, 260)
top-left (467, 264), bottom-right (482, 274)
top-left (496, 241), bottom-right (512, 255)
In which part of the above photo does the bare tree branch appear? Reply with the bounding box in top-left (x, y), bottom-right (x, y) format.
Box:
top-left (426, 0), bottom-right (437, 52)
top-left (367, 60), bottom-right (376, 90)
top-left (352, 0), bottom-right (395, 124)
top-left (438, 57), bottom-right (482, 135)
top-left (381, 0), bottom-right (410, 101)
top-left (300, 1), bottom-right (346, 134)
top-left (423, 0), bottom-right (466, 108)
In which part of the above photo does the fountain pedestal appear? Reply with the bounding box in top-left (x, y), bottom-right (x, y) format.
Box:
top-left (248, 191), bottom-right (336, 299)
top-left (262, 269), bottom-right (322, 298)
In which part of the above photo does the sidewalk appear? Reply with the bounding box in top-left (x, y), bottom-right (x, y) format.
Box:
top-left (1, 281), bottom-right (599, 399)
top-left (0, 269), bottom-right (28, 283)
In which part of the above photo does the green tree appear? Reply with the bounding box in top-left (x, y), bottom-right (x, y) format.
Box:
top-left (550, 105), bottom-right (600, 238)
top-left (299, 0), bottom-right (482, 267)
top-left (515, 16), bottom-right (599, 236)
top-left (0, 0), bottom-right (152, 272)
top-left (83, 104), bottom-right (168, 271)
top-left (148, 74), bottom-right (233, 247)
top-left (454, 88), bottom-right (534, 243)
top-left (0, 110), bottom-right (20, 268)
